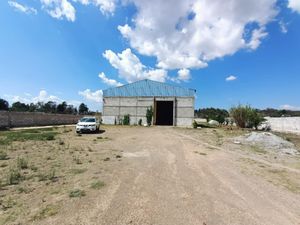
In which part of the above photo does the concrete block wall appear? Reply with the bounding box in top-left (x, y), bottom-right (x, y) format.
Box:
top-left (266, 117), bottom-right (300, 134)
top-left (102, 96), bottom-right (194, 126)
top-left (103, 97), bottom-right (153, 125)
top-left (0, 111), bottom-right (82, 128)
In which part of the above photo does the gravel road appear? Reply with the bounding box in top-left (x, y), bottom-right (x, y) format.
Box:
top-left (39, 126), bottom-right (300, 225)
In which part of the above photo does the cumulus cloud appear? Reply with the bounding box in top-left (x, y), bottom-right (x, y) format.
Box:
top-left (78, 89), bottom-right (103, 103)
top-left (103, 48), bottom-right (167, 83)
top-left (118, 0), bottom-right (278, 70)
top-left (8, 1), bottom-right (37, 15)
top-left (226, 75), bottom-right (237, 81)
top-left (280, 104), bottom-right (300, 111)
top-left (98, 72), bottom-right (123, 86)
top-left (288, 0), bottom-right (300, 13)
top-left (177, 69), bottom-right (191, 82)
top-left (4, 90), bottom-right (63, 104)
top-left (41, 0), bottom-right (76, 22)
top-left (73, 0), bottom-right (116, 15)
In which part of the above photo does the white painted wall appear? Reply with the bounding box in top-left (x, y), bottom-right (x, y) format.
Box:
top-left (266, 117), bottom-right (300, 134)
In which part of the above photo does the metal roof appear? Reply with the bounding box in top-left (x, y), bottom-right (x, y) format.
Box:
top-left (103, 79), bottom-right (196, 97)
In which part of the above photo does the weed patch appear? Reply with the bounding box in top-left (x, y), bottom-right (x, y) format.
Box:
top-left (7, 168), bottom-right (23, 185)
top-left (69, 189), bottom-right (86, 198)
top-left (70, 168), bottom-right (87, 174)
top-left (32, 204), bottom-right (60, 221)
top-left (0, 129), bottom-right (58, 145)
top-left (17, 157), bottom-right (28, 169)
top-left (90, 180), bottom-right (105, 190)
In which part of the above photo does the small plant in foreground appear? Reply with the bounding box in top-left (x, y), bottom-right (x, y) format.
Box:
top-left (8, 168), bottom-right (23, 185)
top-left (32, 204), bottom-right (60, 221)
top-left (69, 189), bottom-right (86, 198)
top-left (17, 157), bottom-right (28, 169)
top-left (90, 180), bottom-right (105, 189)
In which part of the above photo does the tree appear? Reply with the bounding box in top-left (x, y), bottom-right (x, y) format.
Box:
top-left (230, 105), bottom-right (265, 129)
top-left (65, 105), bottom-right (76, 114)
top-left (57, 101), bottom-right (67, 114)
top-left (78, 103), bottom-right (89, 114)
top-left (0, 99), bottom-right (9, 111)
top-left (248, 109), bottom-right (265, 130)
top-left (11, 102), bottom-right (29, 112)
top-left (28, 103), bottom-right (37, 112)
top-left (146, 106), bottom-right (153, 126)
top-left (44, 101), bottom-right (57, 113)
top-left (195, 108), bottom-right (229, 124)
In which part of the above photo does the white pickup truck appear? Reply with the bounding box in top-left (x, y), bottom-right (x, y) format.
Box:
top-left (76, 117), bottom-right (100, 133)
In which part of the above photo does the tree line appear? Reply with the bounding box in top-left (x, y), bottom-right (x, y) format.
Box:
top-left (195, 106), bottom-right (300, 125)
top-left (0, 98), bottom-right (91, 115)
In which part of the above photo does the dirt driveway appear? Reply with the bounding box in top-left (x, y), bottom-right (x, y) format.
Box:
top-left (1, 126), bottom-right (300, 225)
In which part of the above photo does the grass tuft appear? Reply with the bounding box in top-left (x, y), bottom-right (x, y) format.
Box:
top-left (32, 204), bottom-right (60, 221)
top-left (7, 168), bottom-right (23, 185)
top-left (90, 180), bottom-right (105, 190)
top-left (69, 189), bottom-right (86, 198)
top-left (17, 157), bottom-right (28, 170)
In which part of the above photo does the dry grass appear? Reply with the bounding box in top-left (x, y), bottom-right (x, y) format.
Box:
top-left (239, 158), bottom-right (300, 193)
top-left (0, 126), bottom-right (119, 225)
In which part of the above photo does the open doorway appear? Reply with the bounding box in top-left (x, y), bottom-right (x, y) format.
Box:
top-left (155, 101), bottom-right (173, 125)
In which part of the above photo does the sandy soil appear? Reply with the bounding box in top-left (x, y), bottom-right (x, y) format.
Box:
top-left (0, 126), bottom-right (300, 225)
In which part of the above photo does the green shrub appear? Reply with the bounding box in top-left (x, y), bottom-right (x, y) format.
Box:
top-left (146, 106), bottom-right (153, 126)
top-left (37, 170), bottom-right (56, 182)
top-left (8, 168), bottom-right (23, 185)
top-left (69, 189), bottom-right (86, 198)
top-left (138, 119), bottom-right (142, 126)
top-left (123, 114), bottom-right (130, 125)
top-left (17, 158), bottom-right (28, 170)
top-left (230, 105), bottom-right (265, 129)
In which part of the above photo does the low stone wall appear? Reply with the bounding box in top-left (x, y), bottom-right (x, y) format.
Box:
top-left (266, 117), bottom-right (300, 134)
top-left (0, 111), bottom-right (82, 128)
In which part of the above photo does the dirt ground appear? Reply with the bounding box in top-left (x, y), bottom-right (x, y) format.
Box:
top-left (0, 126), bottom-right (300, 225)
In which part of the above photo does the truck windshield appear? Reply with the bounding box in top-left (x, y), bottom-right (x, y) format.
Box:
top-left (80, 118), bottom-right (96, 122)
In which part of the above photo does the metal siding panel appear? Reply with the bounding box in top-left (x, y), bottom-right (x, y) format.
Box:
top-left (103, 79), bottom-right (195, 97)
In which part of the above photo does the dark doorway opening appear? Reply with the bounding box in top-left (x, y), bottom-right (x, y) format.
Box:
top-left (155, 101), bottom-right (173, 126)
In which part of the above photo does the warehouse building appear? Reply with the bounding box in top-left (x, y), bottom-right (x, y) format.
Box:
top-left (102, 79), bottom-right (196, 126)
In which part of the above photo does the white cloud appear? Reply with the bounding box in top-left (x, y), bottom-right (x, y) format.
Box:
top-left (98, 72), bottom-right (123, 86)
top-left (226, 75), bottom-right (237, 81)
top-left (280, 104), bottom-right (300, 111)
top-left (288, 0), bottom-right (300, 13)
top-left (4, 90), bottom-right (63, 104)
top-left (118, 0), bottom-right (278, 70)
top-left (279, 20), bottom-right (288, 34)
top-left (103, 48), bottom-right (167, 83)
top-left (32, 90), bottom-right (62, 103)
top-left (177, 69), bottom-right (191, 82)
top-left (41, 0), bottom-right (76, 22)
top-left (73, 0), bottom-right (116, 15)
top-left (8, 1), bottom-right (37, 15)
top-left (78, 89), bottom-right (103, 103)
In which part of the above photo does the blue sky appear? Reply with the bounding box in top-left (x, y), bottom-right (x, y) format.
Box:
top-left (0, 0), bottom-right (300, 111)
